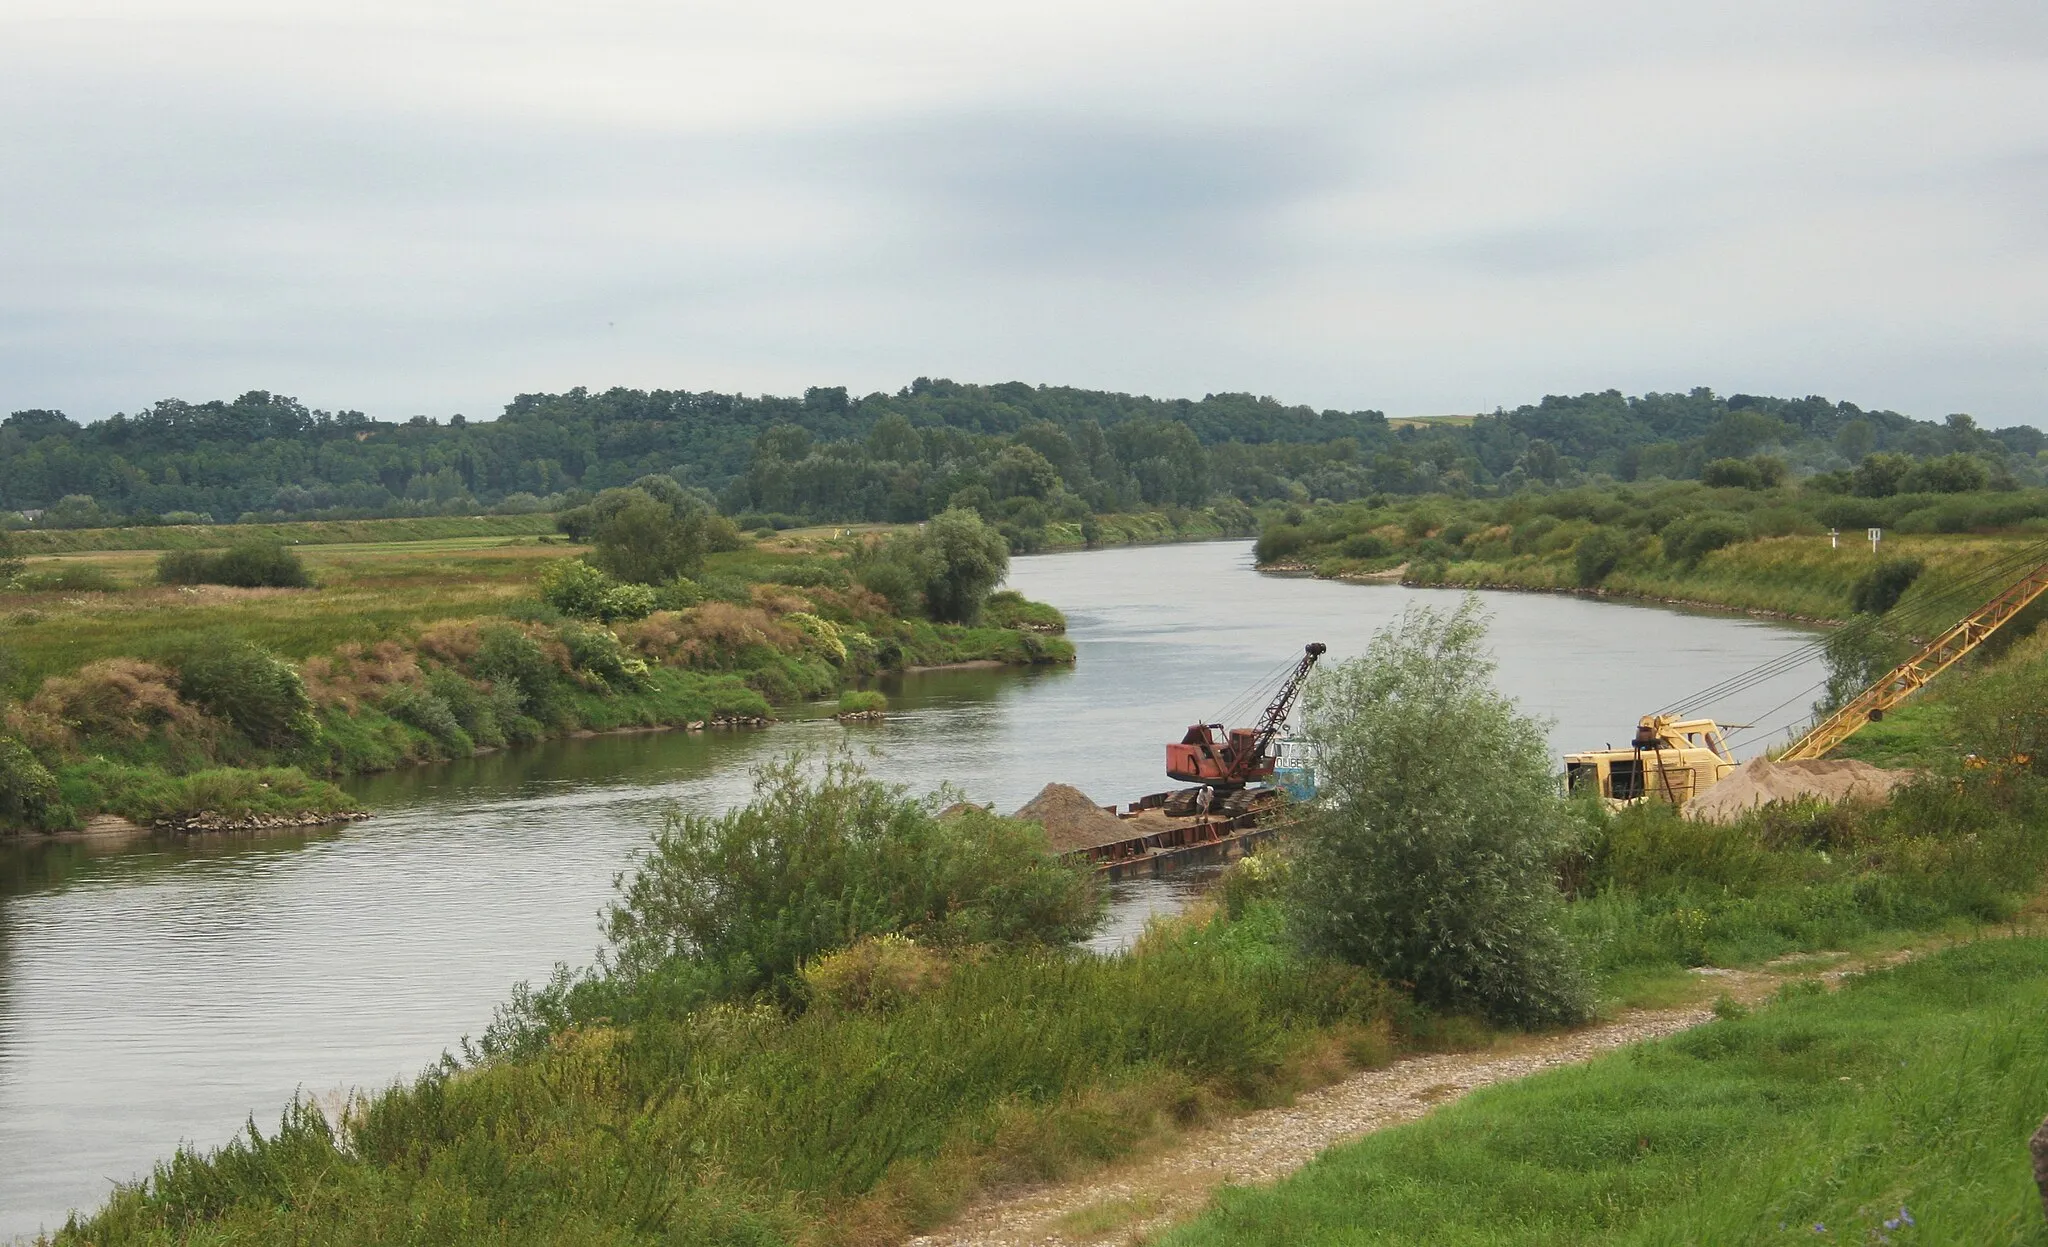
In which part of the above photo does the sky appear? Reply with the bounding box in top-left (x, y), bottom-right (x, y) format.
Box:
top-left (2, 0), bottom-right (2044, 426)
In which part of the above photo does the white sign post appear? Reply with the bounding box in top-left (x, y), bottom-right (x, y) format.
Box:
top-left (1868, 527), bottom-right (1883, 554)
top-left (1830, 528), bottom-right (1840, 549)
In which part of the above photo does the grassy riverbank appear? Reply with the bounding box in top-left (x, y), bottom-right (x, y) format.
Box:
top-left (46, 748), bottom-right (2048, 1243)
top-left (1163, 937), bottom-right (2048, 1246)
top-left (0, 518), bottom-right (1072, 835)
top-left (1255, 482), bottom-right (2048, 622)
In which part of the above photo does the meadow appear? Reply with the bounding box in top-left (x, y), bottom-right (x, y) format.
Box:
top-left (1162, 937), bottom-right (2048, 1246)
top-left (0, 517), bottom-right (1073, 834)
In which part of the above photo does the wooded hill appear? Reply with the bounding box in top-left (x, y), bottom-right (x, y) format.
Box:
top-left (4, 380), bottom-right (2041, 529)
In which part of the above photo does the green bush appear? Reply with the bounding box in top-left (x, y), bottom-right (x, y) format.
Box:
top-left (0, 733), bottom-right (69, 829)
top-left (378, 685), bottom-right (473, 754)
top-left (535, 558), bottom-right (611, 617)
top-left (1341, 533), bottom-right (1391, 560)
top-left (471, 626), bottom-right (565, 725)
top-left (171, 638), bottom-right (316, 748)
top-left (156, 541), bottom-right (311, 588)
top-left (838, 689), bottom-right (887, 714)
top-left (1849, 557), bottom-right (1924, 615)
top-left (1288, 597), bottom-right (1590, 1026)
top-left (557, 623), bottom-right (651, 693)
top-left (602, 756), bottom-right (1102, 996)
top-left (1573, 528), bottom-right (1627, 587)
top-left (1660, 512), bottom-right (1750, 567)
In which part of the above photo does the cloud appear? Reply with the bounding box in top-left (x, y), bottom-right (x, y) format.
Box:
top-left (0, 0), bottom-right (2043, 424)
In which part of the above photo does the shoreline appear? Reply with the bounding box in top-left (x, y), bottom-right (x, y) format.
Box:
top-left (1259, 561), bottom-right (1842, 627)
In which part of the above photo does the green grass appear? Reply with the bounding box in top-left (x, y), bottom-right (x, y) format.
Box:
top-left (7, 514), bottom-right (560, 553)
top-left (1161, 938), bottom-right (2048, 1246)
top-left (60, 903), bottom-right (1398, 1246)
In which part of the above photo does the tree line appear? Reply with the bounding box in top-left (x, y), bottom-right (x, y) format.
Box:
top-left (4, 380), bottom-right (2041, 533)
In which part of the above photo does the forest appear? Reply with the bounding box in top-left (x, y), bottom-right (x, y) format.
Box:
top-left (6, 381), bottom-right (2043, 537)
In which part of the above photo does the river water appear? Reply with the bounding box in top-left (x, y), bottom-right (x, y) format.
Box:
top-left (0, 541), bottom-right (1822, 1238)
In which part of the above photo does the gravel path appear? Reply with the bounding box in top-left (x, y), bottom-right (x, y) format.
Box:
top-left (907, 970), bottom-right (1784, 1247)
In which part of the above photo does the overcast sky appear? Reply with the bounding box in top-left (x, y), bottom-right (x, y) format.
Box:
top-left (3, 0), bottom-right (2044, 425)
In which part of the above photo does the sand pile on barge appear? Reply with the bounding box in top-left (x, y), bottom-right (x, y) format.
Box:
top-left (1686, 757), bottom-right (1912, 823)
top-left (1013, 784), bottom-right (1131, 852)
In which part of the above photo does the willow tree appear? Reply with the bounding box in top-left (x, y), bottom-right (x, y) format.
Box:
top-left (1286, 597), bottom-right (1590, 1027)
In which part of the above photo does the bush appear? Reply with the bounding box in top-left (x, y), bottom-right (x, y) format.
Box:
top-left (558, 623), bottom-right (652, 693)
top-left (156, 541), bottom-right (311, 588)
top-left (1850, 557), bottom-right (1924, 615)
top-left (471, 626), bottom-right (565, 724)
top-left (559, 478), bottom-right (743, 584)
top-left (536, 559), bottom-right (612, 617)
top-left (378, 685), bottom-right (473, 753)
top-left (1660, 512), bottom-right (1750, 567)
top-left (838, 689), bottom-right (887, 715)
top-left (1287, 597), bottom-right (1590, 1026)
top-left (171, 638), bottom-right (317, 748)
top-left (0, 733), bottom-right (67, 829)
top-left (800, 934), bottom-right (948, 1012)
top-left (602, 756), bottom-right (1102, 996)
top-left (1341, 533), bottom-right (1392, 560)
top-left (1951, 661), bottom-right (2048, 774)
top-left (1573, 529), bottom-right (1626, 587)
top-left (1254, 523), bottom-right (1309, 563)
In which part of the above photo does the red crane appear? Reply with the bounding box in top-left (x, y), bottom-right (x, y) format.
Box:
top-left (1166, 642), bottom-right (1327, 789)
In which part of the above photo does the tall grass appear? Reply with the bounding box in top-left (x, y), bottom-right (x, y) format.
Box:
top-left (1161, 938), bottom-right (2048, 1245)
top-left (62, 902), bottom-right (1394, 1246)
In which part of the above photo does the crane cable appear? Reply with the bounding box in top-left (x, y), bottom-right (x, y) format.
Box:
top-left (1652, 536), bottom-right (2048, 721)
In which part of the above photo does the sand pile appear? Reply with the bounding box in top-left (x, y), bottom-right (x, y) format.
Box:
top-left (1686, 758), bottom-right (1913, 823)
top-left (1012, 783), bottom-right (1132, 852)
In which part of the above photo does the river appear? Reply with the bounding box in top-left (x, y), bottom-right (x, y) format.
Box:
top-left (0, 540), bottom-right (1823, 1239)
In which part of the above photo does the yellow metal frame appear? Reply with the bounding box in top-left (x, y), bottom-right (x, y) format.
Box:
top-left (1780, 559), bottom-right (2048, 761)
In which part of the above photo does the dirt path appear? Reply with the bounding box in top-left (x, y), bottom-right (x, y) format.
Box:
top-left (907, 965), bottom-right (1812, 1247)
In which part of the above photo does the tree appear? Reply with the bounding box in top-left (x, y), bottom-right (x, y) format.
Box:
top-left (1285, 598), bottom-right (1590, 1026)
top-left (558, 481), bottom-right (741, 584)
top-left (917, 507), bottom-right (1010, 624)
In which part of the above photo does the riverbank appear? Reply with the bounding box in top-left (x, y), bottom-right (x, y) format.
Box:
top-left (0, 526), bottom-right (1073, 837)
top-left (1254, 483), bottom-right (2048, 623)
top-left (48, 759), bottom-right (2048, 1245)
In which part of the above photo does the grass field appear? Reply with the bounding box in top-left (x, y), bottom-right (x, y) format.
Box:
top-left (2, 537), bottom-right (576, 690)
top-left (5, 514), bottom-right (560, 554)
top-left (1162, 937), bottom-right (2048, 1246)
top-left (0, 524), bottom-right (1074, 831)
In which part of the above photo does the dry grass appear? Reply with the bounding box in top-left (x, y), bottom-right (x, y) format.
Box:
top-left (6, 658), bottom-right (215, 753)
top-left (301, 640), bottom-right (424, 711)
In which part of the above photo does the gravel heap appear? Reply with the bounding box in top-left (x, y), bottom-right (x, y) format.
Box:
top-left (1012, 783), bottom-right (1131, 852)
top-left (1687, 757), bottom-right (1912, 823)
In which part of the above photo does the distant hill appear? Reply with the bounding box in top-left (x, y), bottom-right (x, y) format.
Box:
top-left (2, 380), bottom-right (2039, 529)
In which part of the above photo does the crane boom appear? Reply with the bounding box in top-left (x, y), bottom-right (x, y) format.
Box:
top-left (1166, 642), bottom-right (1327, 788)
top-left (1780, 557), bottom-right (2048, 761)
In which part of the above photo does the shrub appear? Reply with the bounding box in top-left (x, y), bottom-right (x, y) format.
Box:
top-left (1573, 529), bottom-right (1627, 587)
top-left (378, 685), bottom-right (473, 753)
top-left (1850, 557), bottom-right (1924, 615)
top-left (0, 528), bottom-right (22, 585)
top-left (1341, 533), bottom-right (1391, 560)
top-left (471, 626), bottom-right (566, 724)
top-left (838, 689), bottom-right (887, 715)
top-left (1660, 512), bottom-right (1750, 567)
top-left (1254, 524), bottom-right (1309, 563)
top-left (0, 733), bottom-right (67, 829)
top-left (1287, 597), bottom-right (1590, 1026)
top-left (602, 756), bottom-right (1102, 996)
top-left (536, 559), bottom-right (612, 617)
top-left (800, 934), bottom-right (949, 1012)
top-left (1951, 661), bottom-right (2048, 774)
top-left (156, 541), bottom-right (311, 588)
top-left (171, 639), bottom-right (317, 748)
top-left (559, 479), bottom-right (743, 584)
top-left (557, 623), bottom-right (652, 693)
top-left (786, 612), bottom-right (847, 662)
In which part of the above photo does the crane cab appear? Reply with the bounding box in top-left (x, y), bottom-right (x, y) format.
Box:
top-left (1167, 724), bottom-right (1273, 787)
top-left (1564, 715), bottom-right (1736, 808)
